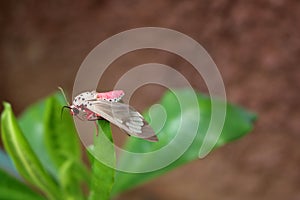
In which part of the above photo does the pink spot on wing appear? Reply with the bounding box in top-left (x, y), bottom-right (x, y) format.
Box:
top-left (97, 90), bottom-right (124, 101)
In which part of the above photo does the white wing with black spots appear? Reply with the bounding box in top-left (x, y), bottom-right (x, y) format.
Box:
top-left (86, 100), bottom-right (158, 142)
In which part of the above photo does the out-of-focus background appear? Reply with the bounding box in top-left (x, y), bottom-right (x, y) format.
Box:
top-left (1, 1), bottom-right (299, 200)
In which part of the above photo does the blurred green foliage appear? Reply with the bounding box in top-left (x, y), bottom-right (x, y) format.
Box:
top-left (0, 89), bottom-right (256, 200)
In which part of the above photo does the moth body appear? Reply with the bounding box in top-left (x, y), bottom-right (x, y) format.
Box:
top-left (65, 90), bottom-right (158, 142)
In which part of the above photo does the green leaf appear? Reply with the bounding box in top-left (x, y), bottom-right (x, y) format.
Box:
top-left (44, 94), bottom-right (81, 168)
top-left (43, 94), bottom-right (88, 199)
top-left (1, 102), bottom-right (60, 200)
top-left (112, 89), bottom-right (256, 195)
top-left (18, 97), bottom-right (56, 176)
top-left (88, 120), bottom-right (116, 200)
top-left (18, 92), bottom-right (89, 197)
top-left (0, 168), bottom-right (45, 200)
top-left (0, 149), bottom-right (20, 179)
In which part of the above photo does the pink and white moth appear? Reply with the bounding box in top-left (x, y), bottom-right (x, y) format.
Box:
top-left (60, 87), bottom-right (158, 142)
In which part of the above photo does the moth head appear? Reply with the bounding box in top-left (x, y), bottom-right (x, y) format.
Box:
top-left (70, 105), bottom-right (80, 116)
top-left (61, 105), bottom-right (79, 119)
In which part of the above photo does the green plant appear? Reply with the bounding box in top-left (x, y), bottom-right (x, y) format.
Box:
top-left (0, 89), bottom-right (256, 200)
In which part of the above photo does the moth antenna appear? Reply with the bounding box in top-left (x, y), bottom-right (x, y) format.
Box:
top-left (61, 106), bottom-right (71, 120)
top-left (58, 86), bottom-right (70, 105)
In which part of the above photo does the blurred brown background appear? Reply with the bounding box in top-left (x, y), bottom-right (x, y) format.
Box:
top-left (1, 1), bottom-right (300, 200)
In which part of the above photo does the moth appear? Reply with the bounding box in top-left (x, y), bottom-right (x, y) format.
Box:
top-left (60, 88), bottom-right (158, 142)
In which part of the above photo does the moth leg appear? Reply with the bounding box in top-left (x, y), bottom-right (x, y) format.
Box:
top-left (94, 121), bottom-right (99, 136)
top-left (86, 112), bottom-right (102, 136)
top-left (91, 117), bottom-right (107, 136)
top-left (86, 111), bottom-right (100, 121)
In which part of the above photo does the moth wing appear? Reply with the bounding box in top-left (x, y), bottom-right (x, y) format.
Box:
top-left (86, 100), bottom-right (158, 142)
